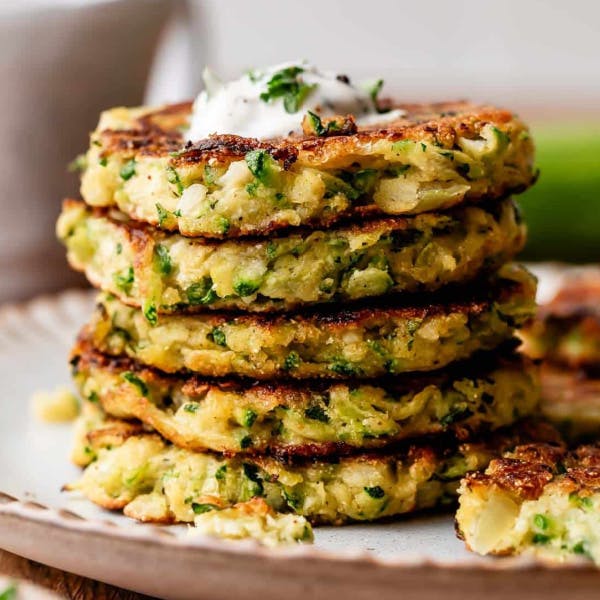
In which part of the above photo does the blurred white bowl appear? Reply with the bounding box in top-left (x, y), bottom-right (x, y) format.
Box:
top-left (0, 0), bottom-right (175, 302)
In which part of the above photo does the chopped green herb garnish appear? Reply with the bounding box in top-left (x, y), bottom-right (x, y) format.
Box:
top-left (570, 492), bottom-right (593, 510)
top-left (329, 359), bottom-right (360, 377)
top-left (304, 404), bottom-right (329, 423)
top-left (122, 371), bottom-right (148, 396)
top-left (352, 169), bottom-right (378, 194)
top-left (283, 351), bottom-right (300, 371)
top-left (491, 126), bottom-right (510, 148)
top-left (233, 278), bottom-right (261, 297)
top-left (365, 79), bottom-right (386, 112)
top-left (242, 463), bottom-right (264, 496)
top-left (245, 149), bottom-right (274, 184)
top-left (391, 140), bottom-right (415, 153)
top-left (407, 319), bottom-right (421, 335)
top-left (203, 165), bottom-right (217, 185)
top-left (143, 301), bottom-right (158, 325)
top-left (364, 486), bottom-right (385, 499)
top-left (573, 541), bottom-right (591, 557)
top-left (247, 69), bottom-right (263, 83)
top-left (456, 163), bottom-right (470, 178)
top-left (215, 465), bottom-right (227, 481)
top-left (242, 409), bottom-right (258, 428)
top-left (208, 326), bottom-right (227, 347)
top-left (156, 202), bottom-right (171, 227)
top-left (192, 502), bottom-right (219, 515)
top-left (119, 159), bottom-right (136, 181)
top-left (304, 110), bottom-right (344, 137)
top-left (186, 277), bottom-right (217, 305)
top-left (153, 244), bottom-right (172, 275)
top-left (116, 242), bottom-right (122, 255)
top-left (113, 266), bottom-right (134, 293)
top-left (245, 181), bottom-right (260, 197)
top-left (99, 156), bottom-right (108, 167)
top-left (282, 489), bottom-right (302, 510)
top-left (533, 514), bottom-right (550, 530)
top-left (532, 533), bottom-right (550, 545)
top-left (385, 164), bottom-right (410, 177)
top-left (240, 435), bottom-right (253, 449)
top-left (183, 402), bottom-right (199, 413)
top-left (266, 241), bottom-right (278, 260)
top-left (306, 110), bottom-right (327, 136)
top-left (259, 65), bottom-right (316, 113)
top-left (440, 407), bottom-right (473, 427)
top-left (166, 166), bottom-right (184, 195)
top-left (215, 215), bottom-right (230, 235)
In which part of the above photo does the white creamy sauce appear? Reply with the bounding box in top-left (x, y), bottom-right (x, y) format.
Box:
top-left (187, 61), bottom-right (405, 141)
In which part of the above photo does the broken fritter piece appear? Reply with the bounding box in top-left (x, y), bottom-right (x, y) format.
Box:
top-left (456, 437), bottom-right (600, 564)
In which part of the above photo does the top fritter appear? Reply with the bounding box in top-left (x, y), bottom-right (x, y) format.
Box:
top-left (78, 64), bottom-right (535, 238)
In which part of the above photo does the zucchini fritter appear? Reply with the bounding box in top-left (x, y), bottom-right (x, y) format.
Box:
top-left (85, 263), bottom-right (536, 379)
top-left (79, 102), bottom-right (535, 238)
top-left (191, 498), bottom-right (313, 546)
top-left (456, 437), bottom-right (600, 564)
top-left (67, 418), bottom-right (554, 525)
top-left (57, 198), bottom-right (525, 314)
top-left (521, 270), bottom-right (600, 369)
top-left (70, 340), bottom-right (539, 457)
top-left (520, 270), bottom-right (600, 439)
top-left (538, 364), bottom-right (600, 440)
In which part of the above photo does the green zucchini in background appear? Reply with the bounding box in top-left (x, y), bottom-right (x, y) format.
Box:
top-left (519, 122), bottom-right (600, 262)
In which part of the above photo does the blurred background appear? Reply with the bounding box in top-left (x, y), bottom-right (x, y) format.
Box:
top-left (2, 0), bottom-right (599, 303)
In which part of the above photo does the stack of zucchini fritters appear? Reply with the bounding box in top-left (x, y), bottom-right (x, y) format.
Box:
top-left (57, 100), bottom-right (541, 528)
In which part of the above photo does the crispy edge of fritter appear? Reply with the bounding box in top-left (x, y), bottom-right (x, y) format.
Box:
top-left (96, 101), bottom-right (527, 169)
top-left (458, 432), bottom-right (600, 508)
top-left (92, 263), bottom-right (534, 333)
top-left (61, 195), bottom-right (521, 248)
top-left (70, 417), bottom-right (560, 519)
top-left (71, 335), bottom-right (535, 458)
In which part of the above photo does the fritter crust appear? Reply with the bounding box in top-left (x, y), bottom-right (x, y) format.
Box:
top-left (66, 418), bottom-right (554, 525)
top-left (56, 197), bottom-right (525, 313)
top-left (79, 101), bottom-right (536, 237)
top-left (84, 263), bottom-right (536, 378)
top-left (70, 339), bottom-right (539, 458)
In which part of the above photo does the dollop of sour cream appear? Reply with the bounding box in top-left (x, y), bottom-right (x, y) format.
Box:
top-left (187, 61), bottom-right (405, 141)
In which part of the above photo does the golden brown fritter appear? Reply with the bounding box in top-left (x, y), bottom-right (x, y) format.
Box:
top-left (83, 263), bottom-right (536, 378)
top-left (67, 417), bottom-right (555, 525)
top-left (78, 101), bottom-right (536, 237)
top-left (457, 430), bottom-right (600, 563)
top-left (57, 197), bottom-right (525, 313)
top-left (70, 338), bottom-right (539, 458)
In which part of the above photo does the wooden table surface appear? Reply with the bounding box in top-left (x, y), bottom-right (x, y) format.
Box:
top-left (0, 549), bottom-right (156, 599)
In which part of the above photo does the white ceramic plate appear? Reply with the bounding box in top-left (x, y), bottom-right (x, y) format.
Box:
top-left (0, 275), bottom-right (599, 600)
